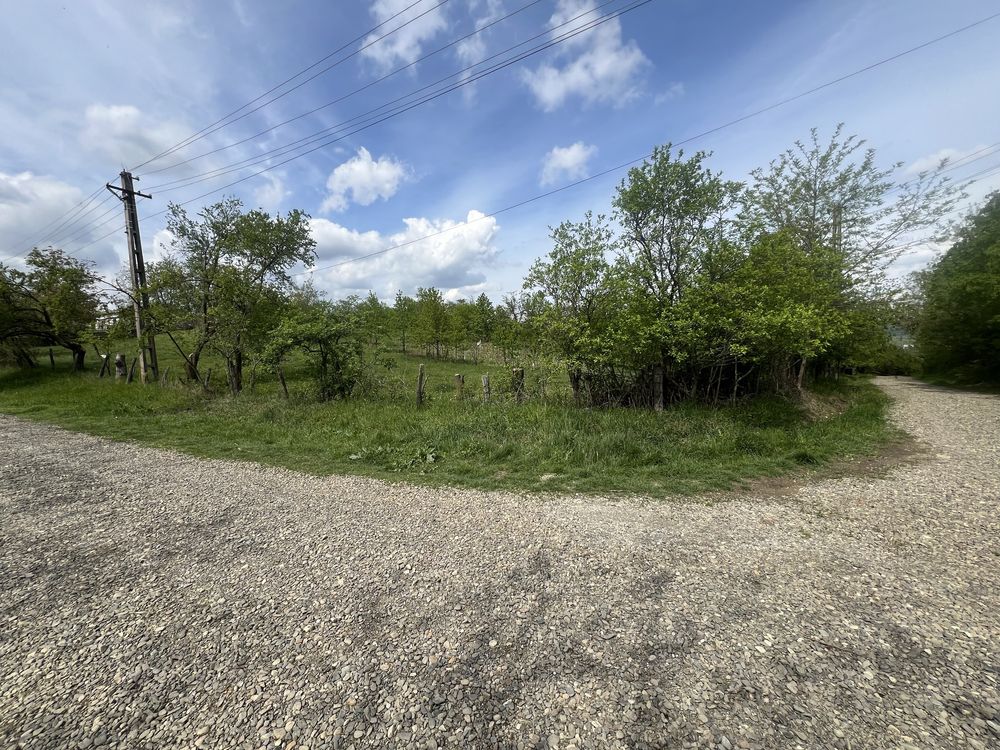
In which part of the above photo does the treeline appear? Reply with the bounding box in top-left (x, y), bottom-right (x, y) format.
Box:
top-left (2, 125), bottom-right (964, 405)
top-left (912, 192), bottom-right (1000, 383)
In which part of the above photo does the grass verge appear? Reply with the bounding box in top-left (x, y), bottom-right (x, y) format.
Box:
top-left (0, 365), bottom-right (896, 497)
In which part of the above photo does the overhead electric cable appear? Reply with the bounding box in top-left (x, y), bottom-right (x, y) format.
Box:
top-left (131, 0), bottom-right (452, 171)
top-left (143, 0), bottom-right (645, 193)
top-left (138, 0), bottom-right (549, 178)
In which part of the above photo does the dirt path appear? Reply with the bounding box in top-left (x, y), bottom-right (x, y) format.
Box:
top-left (1, 377), bottom-right (997, 750)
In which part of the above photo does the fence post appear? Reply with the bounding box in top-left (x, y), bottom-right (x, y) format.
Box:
top-left (98, 354), bottom-right (109, 378)
top-left (482, 373), bottom-right (491, 403)
top-left (653, 365), bottom-right (664, 412)
top-left (48, 348), bottom-right (55, 370)
top-left (126, 358), bottom-right (137, 384)
top-left (416, 364), bottom-right (426, 405)
top-left (512, 367), bottom-right (525, 404)
top-left (453, 373), bottom-right (464, 400)
top-left (114, 353), bottom-right (126, 381)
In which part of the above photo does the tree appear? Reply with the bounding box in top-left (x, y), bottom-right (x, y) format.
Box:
top-left (745, 124), bottom-right (961, 290)
top-left (471, 293), bottom-right (496, 344)
top-left (524, 212), bottom-right (614, 401)
top-left (150, 198), bottom-right (243, 379)
top-left (414, 287), bottom-right (448, 357)
top-left (393, 291), bottom-right (417, 353)
top-left (915, 192), bottom-right (1000, 381)
top-left (0, 248), bottom-right (100, 370)
top-left (614, 144), bottom-right (743, 309)
top-left (358, 291), bottom-right (390, 346)
top-left (612, 145), bottom-right (744, 400)
top-left (265, 291), bottom-right (362, 401)
top-left (152, 199), bottom-right (315, 393)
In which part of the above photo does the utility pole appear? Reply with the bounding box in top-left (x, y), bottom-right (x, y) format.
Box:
top-left (107, 170), bottom-right (158, 383)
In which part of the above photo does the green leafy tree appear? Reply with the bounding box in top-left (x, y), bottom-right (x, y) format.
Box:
top-left (916, 192), bottom-right (1000, 381)
top-left (0, 248), bottom-right (100, 369)
top-left (524, 212), bottom-right (614, 401)
top-left (265, 291), bottom-right (362, 401)
top-left (149, 198), bottom-right (243, 379)
top-left (414, 287), bottom-right (448, 357)
top-left (152, 199), bottom-right (315, 392)
top-left (393, 291), bottom-right (417, 353)
top-left (358, 291), bottom-right (391, 346)
top-left (471, 292), bottom-right (496, 343)
top-left (745, 124), bottom-right (961, 288)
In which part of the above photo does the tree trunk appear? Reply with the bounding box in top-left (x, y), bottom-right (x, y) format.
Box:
top-left (569, 368), bottom-right (583, 406)
top-left (228, 350), bottom-right (243, 394)
top-left (797, 356), bottom-right (807, 393)
top-left (71, 345), bottom-right (86, 372)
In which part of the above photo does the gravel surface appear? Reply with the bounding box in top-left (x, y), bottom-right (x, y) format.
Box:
top-left (1, 376), bottom-right (998, 750)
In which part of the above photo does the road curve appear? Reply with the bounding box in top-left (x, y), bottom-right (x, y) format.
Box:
top-left (0, 377), bottom-right (997, 749)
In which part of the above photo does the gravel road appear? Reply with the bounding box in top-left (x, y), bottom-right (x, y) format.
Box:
top-left (1, 377), bottom-right (998, 750)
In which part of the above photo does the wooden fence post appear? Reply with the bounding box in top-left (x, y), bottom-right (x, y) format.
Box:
top-left (114, 353), bottom-right (126, 381)
top-left (416, 364), bottom-right (426, 405)
top-left (277, 367), bottom-right (289, 399)
top-left (453, 373), bottom-right (464, 399)
top-left (653, 365), bottom-right (664, 412)
top-left (482, 373), bottom-right (491, 403)
top-left (512, 367), bottom-right (525, 404)
top-left (126, 358), bottom-right (137, 384)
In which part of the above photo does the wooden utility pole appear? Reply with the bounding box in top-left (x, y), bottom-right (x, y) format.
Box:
top-left (107, 170), bottom-right (158, 383)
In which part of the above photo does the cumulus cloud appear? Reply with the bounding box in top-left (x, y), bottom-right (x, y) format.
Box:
top-left (253, 173), bottom-right (290, 212)
top-left (521, 0), bottom-right (650, 111)
top-left (0, 171), bottom-right (124, 273)
top-left (540, 141), bottom-right (597, 186)
top-left (320, 147), bottom-right (409, 213)
top-left (308, 209), bottom-right (500, 298)
top-left (79, 104), bottom-right (192, 169)
top-left (360, 0), bottom-right (449, 71)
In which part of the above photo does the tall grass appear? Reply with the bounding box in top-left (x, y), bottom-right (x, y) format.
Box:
top-left (0, 353), bottom-right (895, 497)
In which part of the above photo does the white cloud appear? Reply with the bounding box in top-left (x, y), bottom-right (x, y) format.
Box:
top-left (360, 0), bottom-right (449, 71)
top-left (320, 147), bottom-right (409, 213)
top-left (308, 209), bottom-right (500, 298)
top-left (79, 104), bottom-right (194, 170)
top-left (654, 81), bottom-right (685, 105)
top-left (540, 141), bottom-right (597, 186)
top-left (253, 173), bottom-right (290, 212)
top-left (0, 171), bottom-right (123, 272)
top-left (905, 145), bottom-right (990, 176)
top-left (521, 0), bottom-right (650, 111)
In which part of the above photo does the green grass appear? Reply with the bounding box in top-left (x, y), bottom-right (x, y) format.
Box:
top-left (0, 348), bottom-right (896, 497)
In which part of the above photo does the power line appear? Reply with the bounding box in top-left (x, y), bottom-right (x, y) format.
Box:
top-left (6, 2), bottom-right (447, 256)
top-left (292, 13), bottom-right (1000, 276)
top-left (131, 0), bottom-right (452, 171)
top-left (41, 193), bottom-right (118, 246)
top-left (142, 0), bottom-right (633, 192)
top-left (33, 8), bottom-right (1000, 271)
top-left (138, 0), bottom-right (548, 179)
top-left (24, 0), bottom-right (642, 262)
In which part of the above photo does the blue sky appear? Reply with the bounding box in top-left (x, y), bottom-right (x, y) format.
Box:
top-left (1, 0), bottom-right (999, 301)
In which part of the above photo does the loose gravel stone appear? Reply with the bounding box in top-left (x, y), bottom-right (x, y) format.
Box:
top-left (0, 376), bottom-right (997, 749)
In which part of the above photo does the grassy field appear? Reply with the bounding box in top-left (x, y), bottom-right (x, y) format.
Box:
top-left (0, 340), bottom-right (897, 497)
